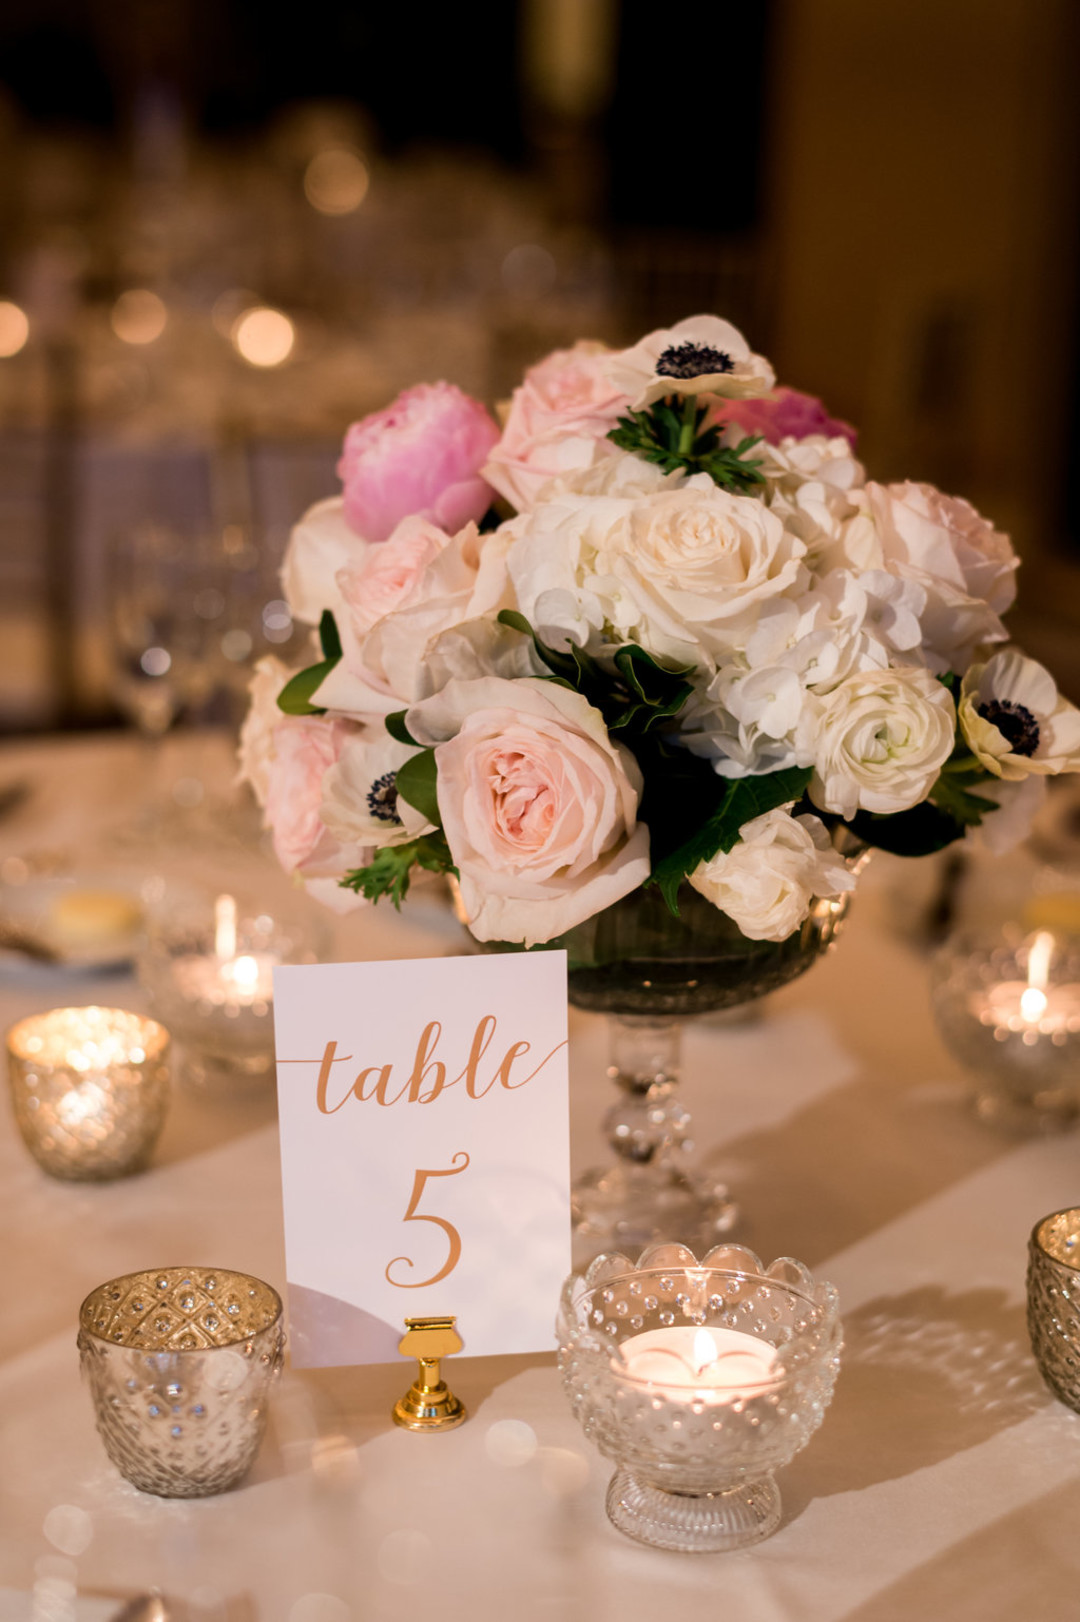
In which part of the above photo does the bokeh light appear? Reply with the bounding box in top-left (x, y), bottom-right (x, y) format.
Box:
top-left (0, 301), bottom-right (30, 357)
top-left (111, 290), bottom-right (167, 345)
top-left (304, 149), bottom-right (370, 215)
top-left (231, 306), bottom-right (296, 367)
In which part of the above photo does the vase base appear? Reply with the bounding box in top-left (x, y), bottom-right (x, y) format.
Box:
top-left (572, 1160), bottom-right (738, 1259)
top-left (605, 1469), bottom-right (781, 1552)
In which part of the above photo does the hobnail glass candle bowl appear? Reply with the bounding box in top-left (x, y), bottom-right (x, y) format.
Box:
top-left (78, 1266), bottom-right (284, 1497)
top-left (556, 1242), bottom-right (842, 1553)
top-left (1027, 1208), bottom-right (1080, 1412)
top-left (931, 928), bottom-right (1080, 1132)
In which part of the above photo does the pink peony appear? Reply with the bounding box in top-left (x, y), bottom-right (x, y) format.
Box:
top-left (337, 382), bottom-right (500, 543)
top-left (714, 386), bottom-right (857, 449)
top-left (483, 341), bottom-right (630, 511)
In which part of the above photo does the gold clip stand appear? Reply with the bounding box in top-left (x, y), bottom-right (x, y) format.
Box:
top-left (392, 1315), bottom-right (466, 1432)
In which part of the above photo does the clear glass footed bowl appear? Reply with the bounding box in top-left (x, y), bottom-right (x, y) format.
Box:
top-left (556, 1242), bottom-right (842, 1552)
top-left (553, 881), bottom-right (853, 1017)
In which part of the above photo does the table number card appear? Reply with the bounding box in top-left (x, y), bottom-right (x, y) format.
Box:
top-left (273, 951), bottom-right (571, 1368)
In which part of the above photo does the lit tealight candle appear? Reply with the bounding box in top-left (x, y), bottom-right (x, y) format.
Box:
top-left (612, 1325), bottom-right (779, 1404)
top-left (976, 931), bottom-right (1080, 1046)
top-left (5, 1006), bottom-right (170, 1181)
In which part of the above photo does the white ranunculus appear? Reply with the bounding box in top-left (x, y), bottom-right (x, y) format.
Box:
top-left (689, 807), bottom-right (855, 942)
top-left (507, 474), bottom-right (805, 669)
top-left (606, 314), bottom-right (775, 409)
top-left (803, 666), bottom-right (957, 818)
top-left (280, 497), bottom-right (367, 626)
top-left (236, 656), bottom-right (292, 809)
top-left (319, 729), bottom-right (434, 850)
top-left (405, 676), bottom-right (650, 946)
top-left (958, 650), bottom-right (1080, 779)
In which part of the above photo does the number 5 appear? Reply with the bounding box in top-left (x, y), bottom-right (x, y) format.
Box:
top-left (385, 1151), bottom-right (471, 1289)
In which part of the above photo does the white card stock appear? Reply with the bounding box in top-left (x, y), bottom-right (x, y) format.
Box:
top-left (273, 951), bottom-right (571, 1367)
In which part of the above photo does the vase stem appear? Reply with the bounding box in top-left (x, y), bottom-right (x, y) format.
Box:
top-left (605, 1016), bottom-right (690, 1166)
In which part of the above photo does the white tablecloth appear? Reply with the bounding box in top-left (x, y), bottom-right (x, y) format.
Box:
top-left (0, 731), bottom-right (1077, 1622)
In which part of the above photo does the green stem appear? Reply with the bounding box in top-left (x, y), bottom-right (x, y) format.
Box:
top-left (677, 394), bottom-right (699, 459)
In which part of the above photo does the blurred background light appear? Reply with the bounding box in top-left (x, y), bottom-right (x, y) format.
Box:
top-left (111, 289), bottom-right (167, 345)
top-left (231, 307), bottom-right (295, 367)
top-left (303, 148), bottom-right (370, 215)
top-left (0, 300), bottom-right (29, 356)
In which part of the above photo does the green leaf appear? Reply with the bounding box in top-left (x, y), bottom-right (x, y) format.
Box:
top-left (277, 660), bottom-right (334, 716)
top-left (394, 749), bottom-right (441, 827)
top-left (386, 709), bottom-right (419, 747)
top-left (647, 766), bottom-right (813, 915)
top-left (929, 772), bottom-right (997, 828)
top-left (318, 609), bottom-right (342, 662)
top-left (845, 802), bottom-right (968, 857)
top-left (339, 831), bottom-right (456, 909)
top-left (276, 612), bottom-right (343, 716)
top-left (607, 402), bottom-right (765, 493)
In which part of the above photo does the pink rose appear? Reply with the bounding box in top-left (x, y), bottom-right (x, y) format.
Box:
top-left (265, 715), bottom-right (356, 875)
top-left (406, 677), bottom-right (651, 946)
top-left (336, 515), bottom-right (451, 637)
top-left (337, 382), bottom-right (500, 543)
top-left (866, 481), bottom-right (1017, 616)
top-left (714, 386), bottom-right (857, 448)
top-left (483, 342), bottom-right (630, 512)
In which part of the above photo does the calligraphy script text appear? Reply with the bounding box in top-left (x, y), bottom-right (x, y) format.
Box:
top-left (280, 1016), bottom-right (567, 1112)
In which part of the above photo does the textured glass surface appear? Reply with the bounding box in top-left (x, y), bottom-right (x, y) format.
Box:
top-left (1028, 1209), bottom-right (1080, 1413)
top-left (78, 1266), bottom-right (284, 1497)
top-left (932, 932), bottom-right (1080, 1131)
top-left (555, 884), bottom-right (852, 1017)
top-left (557, 1242), bottom-right (842, 1551)
top-left (7, 1007), bottom-right (170, 1181)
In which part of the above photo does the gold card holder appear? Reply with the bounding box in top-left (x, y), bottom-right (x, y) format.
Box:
top-left (392, 1315), bottom-right (467, 1432)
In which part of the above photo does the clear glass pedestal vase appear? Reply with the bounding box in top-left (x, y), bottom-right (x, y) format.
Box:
top-left (552, 882), bottom-right (853, 1256)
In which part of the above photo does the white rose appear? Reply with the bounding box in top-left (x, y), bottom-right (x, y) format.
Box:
top-left (959, 650), bottom-right (1080, 780)
top-left (405, 677), bottom-right (650, 946)
top-left (803, 666), bottom-right (956, 818)
top-left (689, 808), bottom-right (855, 942)
top-left (507, 475), bottom-right (805, 668)
top-left (236, 656), bottom-right (291, 808)
top-left (281, 497), bottom-right (367, 627)
top-left (605, 314), bottom-right (775, 409)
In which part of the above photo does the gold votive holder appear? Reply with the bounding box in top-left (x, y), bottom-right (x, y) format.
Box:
top-left (1027, 1208), bottom-right (1080, 1412)
top-left (6, 1006), bottom-right (171, 1181)
top-left (78, 1266), bottom-right (284, 1497)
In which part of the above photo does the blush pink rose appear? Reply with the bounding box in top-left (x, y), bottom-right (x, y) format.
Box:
top-left (714, 386), bottom-right (857, 449)
top-left (338, 382), bottom-right (500, 543)
top-left (265, 715), bottom-right (353, 874)
top-left (405, 676), bottom-right (651, 946)
top-left (336, 515), bottom-right (451, 637)
top-left (866, 481), bottom-right (1017, 616)
top-left (483, 341), bottom-right (630, 512)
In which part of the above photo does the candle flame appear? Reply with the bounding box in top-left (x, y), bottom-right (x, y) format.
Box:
top-left (692, 1328), bottom-right (719, 1374)
top-left (214, 894), bottom-right (238, 961)
top-left (230, 954), bottom-right (259, 990)
top-left (1022, 930), bottom-right (1055, 1023)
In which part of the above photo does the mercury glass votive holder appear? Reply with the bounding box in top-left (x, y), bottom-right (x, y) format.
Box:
top-left (931, 929), bottom-right (1080, 1132)
top-left (1027, 1208), bottom-right (1080, 1412)
top-left (78, 1266), bottom-right (284, 1497)
top-left (556, 1242), bottom-right (842, 1553)
top-left (137, 887), bottom-right (322, 1094)
top-left (6, 1006), bottom-right (171, 1181)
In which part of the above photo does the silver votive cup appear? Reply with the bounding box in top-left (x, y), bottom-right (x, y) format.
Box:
top-left (1028, 1208), bottom-right (1080, 1412)
top-left (78, 1266), bottom-right (284, 1497)
top-left (6, 1006), bottom-right (171, 1181)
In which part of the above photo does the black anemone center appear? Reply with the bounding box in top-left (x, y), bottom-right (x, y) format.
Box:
top-left (367, 771), bottom-right (401, 823)
top-left (977, 699), bottom-right (1040, 757)
top-left (655, 341), bottom-right (734, 380)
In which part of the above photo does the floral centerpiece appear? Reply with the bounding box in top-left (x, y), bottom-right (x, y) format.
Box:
top-left (240, 313), bottom-right (1080, 946)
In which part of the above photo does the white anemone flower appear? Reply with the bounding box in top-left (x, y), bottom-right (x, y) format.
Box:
top-left (605, 314), bottom-right (775, 410)
top-left (959, 650), bottom-right (1080, 779)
